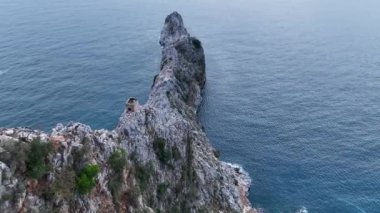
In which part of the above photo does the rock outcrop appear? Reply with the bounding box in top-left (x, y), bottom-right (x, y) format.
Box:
top-left (0, 12), bottom-right (255, 213)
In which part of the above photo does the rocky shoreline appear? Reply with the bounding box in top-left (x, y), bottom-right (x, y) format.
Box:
top-left (0, 12), bottom-right (256, 213)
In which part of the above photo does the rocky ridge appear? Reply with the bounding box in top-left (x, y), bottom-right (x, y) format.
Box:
top-left (0, 12), bottom-right (256, 213)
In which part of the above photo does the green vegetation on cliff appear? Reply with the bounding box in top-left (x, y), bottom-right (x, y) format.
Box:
top-left (26, 139), bottom-right (52, 179)
top-left (76, 164), bottom-right (100, 194)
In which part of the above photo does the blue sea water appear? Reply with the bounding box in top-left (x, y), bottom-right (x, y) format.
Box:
top-left (1, 0), bottom-right (380, 212)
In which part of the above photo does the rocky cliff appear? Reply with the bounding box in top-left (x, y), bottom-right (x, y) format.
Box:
top-left (0, 12), bottom-right (255, 213)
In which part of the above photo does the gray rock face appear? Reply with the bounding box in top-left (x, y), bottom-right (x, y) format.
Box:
top-left (0, 12), bottom-right (255, 213)
top-left (117, 12), bottom-right (254, 213)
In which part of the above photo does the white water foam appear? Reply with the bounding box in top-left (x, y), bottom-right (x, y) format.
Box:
top-left (295, 206), bottom-right (308, 213)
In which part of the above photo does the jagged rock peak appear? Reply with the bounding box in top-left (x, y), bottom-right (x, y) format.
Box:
top-left (159, 11), bottom-right (189, 46)
top-left (147, 11), bottom-right (206, 110)
top-left (117, 12), bottom-right (256, 213)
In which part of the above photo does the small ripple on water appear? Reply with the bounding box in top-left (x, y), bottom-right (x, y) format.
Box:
top-left (0, 68), bottom-right (9, 76)
top-left (336, 198), bottom-right (367, 213)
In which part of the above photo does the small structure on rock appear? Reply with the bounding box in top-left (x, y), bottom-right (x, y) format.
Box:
top-left (126, 97), bottom-right (139, 112)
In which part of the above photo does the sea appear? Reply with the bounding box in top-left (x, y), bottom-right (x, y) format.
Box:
top-left (1, 0), bottom-right (380, 212)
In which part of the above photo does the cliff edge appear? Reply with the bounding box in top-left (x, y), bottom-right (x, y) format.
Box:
top-left (0, 12), bottom-right (255, 213)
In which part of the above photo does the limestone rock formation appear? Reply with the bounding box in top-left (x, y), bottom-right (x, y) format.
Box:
top-left (0, 12), bottom-right (255, 213)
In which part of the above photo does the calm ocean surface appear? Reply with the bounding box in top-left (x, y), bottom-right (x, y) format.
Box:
top-left (1, 0), bottom-right (380, 212)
